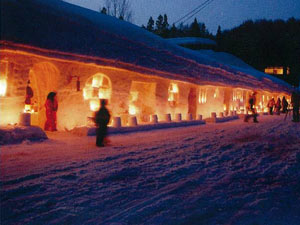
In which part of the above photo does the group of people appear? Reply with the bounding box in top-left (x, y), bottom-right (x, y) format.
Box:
top-left (43, 92), bottom-right (110, 147)
top-left (244, 90), bottom-right (300, 123)
top-left (43, 90), bottom-right (299, 147)
top-left (267, 96), bottom-right (288, 115)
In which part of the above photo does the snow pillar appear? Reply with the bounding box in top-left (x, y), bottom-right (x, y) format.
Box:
top-left (164, 113), bottom-right (172, 122)
top-left (112, 117), bottom-right (122, 128)
top-left (197, 114), bottom-right (203, 120)
top-left (19, 113), bottom-right (31, 126)
top-left (128, 116), bottom-right (138, 127)
top-left (211, 112), bottom-right (217, 118)
top-left (175, 113), bottom-right (182, 122)
top-left (219, 112), bottom-right (224, 118)
top-left (150, 115), bottom-right (158, 124)
top-left (187, 113), bottom-right (193, 121)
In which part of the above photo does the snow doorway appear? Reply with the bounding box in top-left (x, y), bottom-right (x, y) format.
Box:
top-left (129, 81), bottom-right (156, 123)
top-left (188, 88), bottom-right (197, 119)
top-left (83, 73), bottom-right (112, 111)
top-left (29, 62), bottom-right (60, 128)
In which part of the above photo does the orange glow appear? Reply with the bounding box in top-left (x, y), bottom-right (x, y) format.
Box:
top-left (89, 99), bottom-right (100, 111)
top-left (264, 67), bottom-right (288, 75)
top-left (24, 104), bottom-right (34, 113)
top-left (98, 87), bottom-right (110, 99)
top-left (129, 105), bottom-right (137, 115)
top-left (199, 88), bottom-right (207, 104)
top-left (92, 75), bottom-right (103, 88)
top-left (168, 83), bottom-right (179, 103)
top-left (0, 79), bottom-right (7, 96)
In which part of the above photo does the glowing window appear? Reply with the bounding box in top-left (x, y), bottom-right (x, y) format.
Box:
top-left (83, 73), bottom-right (112, 111)
top-left (168, 83), bottom-right (179, 106)
top-left (199, 88), bottom-right (207, 104)
top-left (264, 67), bottom-right (289, 75)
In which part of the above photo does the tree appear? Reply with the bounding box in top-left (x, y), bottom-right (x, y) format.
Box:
top-left (146, 16), bottom-right (154, 32)
top-left (155, 14), bottom-right (164, 35)
top-left (100, 7), bottom-right (107, 15)
top-left (162, 14), bottom-right (170, 37)
top-left (189, 18), bottom-right (201, 37)
top-left (101, 0), bottom-right (133, 22)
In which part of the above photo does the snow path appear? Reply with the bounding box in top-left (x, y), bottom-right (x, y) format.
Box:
top-left (1, 115), bottom-right (300, 225)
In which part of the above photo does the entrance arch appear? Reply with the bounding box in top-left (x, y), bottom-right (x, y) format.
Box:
top-left (29, 62), bottom-right (60, 128)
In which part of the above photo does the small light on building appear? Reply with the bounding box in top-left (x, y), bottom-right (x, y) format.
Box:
top-left (89, 99), bottom-right (100, 111)
top-left (129, 105), bottom-right (137, 115)
top-left (0, 78), bottom-right (7, 96)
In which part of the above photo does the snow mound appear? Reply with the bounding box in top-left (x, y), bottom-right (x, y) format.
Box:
top-left (0, 126), bottom-right (48, 145)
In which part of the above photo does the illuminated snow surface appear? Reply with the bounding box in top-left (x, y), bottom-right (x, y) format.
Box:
top-left (1, 115), bottom-right (300, 225)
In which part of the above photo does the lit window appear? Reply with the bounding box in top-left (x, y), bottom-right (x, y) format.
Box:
top-left (168, 83), bottom-right (179, 106)
top-left (199, 88), bottom-right (207, 104)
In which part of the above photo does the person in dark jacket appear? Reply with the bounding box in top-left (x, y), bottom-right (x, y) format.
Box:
top-left (291, 91), bottom-right (300, 122)
top-left (267, 97), bottom-right (275, 115)
top-left (282, 96), bottom-right (288, 114)
top-left (94, 99), bottom-right (111, 147)
top-left (244, 91), bottom-right (258, 123)
top-left (275, 97), bottom-right (281, 115)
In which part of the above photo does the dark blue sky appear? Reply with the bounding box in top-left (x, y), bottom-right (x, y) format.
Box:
top-left (65, 0), bottom-right (300, 34)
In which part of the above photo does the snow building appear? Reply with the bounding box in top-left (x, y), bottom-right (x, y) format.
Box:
top-left (0, 0), bottom-right (293, 130)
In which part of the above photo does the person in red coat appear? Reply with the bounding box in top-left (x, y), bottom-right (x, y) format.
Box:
top-left (44, 92), bottom-right (58, 131)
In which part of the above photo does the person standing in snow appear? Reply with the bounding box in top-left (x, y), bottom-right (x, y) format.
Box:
top-left (44, 92), bottom-right (58, 131)
top-left (282, 96), bottom-right (288, 114)
top-left (291, 91), bottom-right (300, 122)
top-left (94, 99), bottom-right (111, 147)
top-left (244, 91), bottom-right (258, 123)
top-left (275, 97), bottom-right (281, 115)
top-left (267, 98), bottom-right (275, 115)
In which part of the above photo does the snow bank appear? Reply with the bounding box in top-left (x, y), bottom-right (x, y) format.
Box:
top-left (1, 115), bottom-right (299, 224)
top-left (0, 126), bottom-right (47, 145)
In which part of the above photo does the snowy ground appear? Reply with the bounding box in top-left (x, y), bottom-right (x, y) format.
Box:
top-left (1, 115), bottom-right (300, 225)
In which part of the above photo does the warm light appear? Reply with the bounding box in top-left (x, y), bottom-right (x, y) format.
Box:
top-left (0, 79), bottom-right (7, 96)
top-left (98, 87), bottom-right (110, 99)
top-left (129, 105), bottom-right (137, 115)
top-left (169, 83), bottom-right (178, 93)
top-left (89, 99), bottom-right (100, 111)
top-left (199, 88), bottom-right (207, 104)
top-left (83, 87), bottom-right (94, 100)
top-left (168, 83), bottom-right (179, 103)
top-left (92, 75), bottom-right (103, 88)
top-left (214, 88), bottom-right (219, 98)
top-left (223, 104), bottom-right (227, 111)
top-left (23, 104), bottom-right (34, 113)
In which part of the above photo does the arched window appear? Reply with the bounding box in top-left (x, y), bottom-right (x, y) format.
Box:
top-left (83, 73), bottom-right (112, 111)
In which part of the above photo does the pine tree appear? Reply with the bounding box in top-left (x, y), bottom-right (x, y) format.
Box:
top-left (100, 7), bottom-right (107, 15)
top-left (162, 14), bottom-right (170, 38)
top-left (146, 16), bottom-right (154, 32)
top-left (190, 18), bottom-right (201, 37)
top-left (155, 14), bottom-right (164, 35)
top-left (169, 23), bottom-right (178, 38)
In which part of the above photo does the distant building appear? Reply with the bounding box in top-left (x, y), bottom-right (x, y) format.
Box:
top-left (264, 66), bottom-right (290, 76)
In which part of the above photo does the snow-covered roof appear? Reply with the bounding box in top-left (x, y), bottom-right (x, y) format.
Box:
top-left (0, 0), bottom-right (292, 93)
top-left (167, 37), bottom-right (217, 46)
